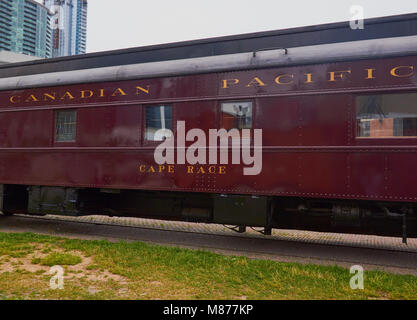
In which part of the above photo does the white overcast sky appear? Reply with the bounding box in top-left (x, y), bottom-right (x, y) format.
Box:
top-left (38, 0), bottom-right (417, 53)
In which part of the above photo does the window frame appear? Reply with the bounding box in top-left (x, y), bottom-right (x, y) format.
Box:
top-left (354, 91), bottom-right (417, 145)
top-left (142, 104), bottom-right (174, 146)
top-left (216, 100), bottom-right (256, 148)
top-left (219, 100), bottom-right (255, 131)
top-left (53, 109), bottom-right (78, 145)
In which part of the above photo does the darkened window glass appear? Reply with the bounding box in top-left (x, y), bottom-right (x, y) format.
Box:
top-left (145, 105), bottom-right (172, 141)
top-left (55, 110), bottom-right (77, 142)
top-left (221, 101), bottom-right (253, 130)
top-left (357, 94), bottom-right (417, 138)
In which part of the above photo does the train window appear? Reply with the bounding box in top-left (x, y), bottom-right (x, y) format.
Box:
top-left (221, 101), bottom-right (253, 130)
top-left (55, 110), bottom-right (77, 142)
top-left (357, 93), bottom-right (417, 138)
top-left (145, 105), bottom-right (173, 141)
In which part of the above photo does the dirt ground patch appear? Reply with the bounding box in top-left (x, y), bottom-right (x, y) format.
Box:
top-left (0, 244), bottom-right (127, 295)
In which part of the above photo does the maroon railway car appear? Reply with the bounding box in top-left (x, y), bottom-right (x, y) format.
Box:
top-left (1, 35), bottom-right (417, 241)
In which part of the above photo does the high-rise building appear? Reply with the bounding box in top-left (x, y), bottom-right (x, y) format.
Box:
top-left (0, 0), bottom-right (53, 58)
top-left (43, 0), bottom-right (87, 57)
top-left (72, 0), bottom-right (87, 55)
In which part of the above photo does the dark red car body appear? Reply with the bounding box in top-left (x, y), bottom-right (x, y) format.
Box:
top-left (1, 56), bottom-right (417, 201)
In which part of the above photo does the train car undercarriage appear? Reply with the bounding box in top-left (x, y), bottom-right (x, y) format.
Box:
top-left (1, 184), bottom-right (416, 243)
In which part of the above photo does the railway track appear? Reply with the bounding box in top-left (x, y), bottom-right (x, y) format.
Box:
top-left (0, 214), bottom-right (416, 275)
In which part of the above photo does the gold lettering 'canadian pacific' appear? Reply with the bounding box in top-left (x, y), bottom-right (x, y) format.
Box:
top-left (153, 121), bottom-right (263, 176)
top-left (8, 65), bottom-right (416, 104)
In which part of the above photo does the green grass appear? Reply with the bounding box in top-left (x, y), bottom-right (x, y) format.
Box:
top-left (35, 253), bottom-right (82, 267)
top-left (0, 232), bottom-right (415, 300)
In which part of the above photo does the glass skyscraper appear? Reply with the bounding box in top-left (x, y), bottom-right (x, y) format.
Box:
top-left (43, 0), bottom-right (87, 57)
top-left (0, 0), bottom-right (53, 58)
